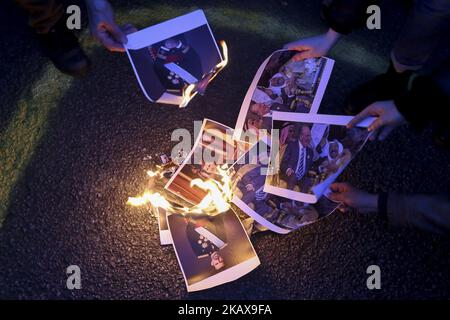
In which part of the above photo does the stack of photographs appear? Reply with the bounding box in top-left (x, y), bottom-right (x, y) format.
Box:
top-left (158, 119), bottom-right (259, 292)
top-left (230, 115), bottom-right (372, 234)
top-left (140, 17), bottom-right (375, 291)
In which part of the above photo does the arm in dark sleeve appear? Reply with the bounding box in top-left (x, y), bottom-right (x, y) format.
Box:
top-left (321, 0), bottom-right (379, 34)
top-left (394, 74), bottom-right (450, 131)
top-left (382, 193), bottom-right (450, 235)
top-left (237, 177), bottom-right (246, 193)
top-left (240, 168), bottom-right (258, 188)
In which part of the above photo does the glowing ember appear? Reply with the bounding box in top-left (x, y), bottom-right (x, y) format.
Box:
top-left (179, 41), bottom-right (229, 108)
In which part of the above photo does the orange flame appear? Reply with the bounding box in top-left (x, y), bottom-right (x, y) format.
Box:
top-left (179, 41), bottom-right (229, 108)
top-left (127, 165), bottom-right (233, 216)
top-left (127, 192), bottom-right (171, 210)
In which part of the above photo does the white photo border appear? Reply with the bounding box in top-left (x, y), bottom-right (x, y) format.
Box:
top-left (156, 207), bottom-right (172, 245)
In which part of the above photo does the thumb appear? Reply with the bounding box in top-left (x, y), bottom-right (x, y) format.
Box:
top-left (347, 107), bottom-right (371, 128)
top-left (329, 191), bottom-right (345, 202)
top-left (329, 183), bottom-right (347, 201)
top-left (329, 183), bottom-right (341, 193)
top-left (368, 117), bottom-right (383, 132)
top-left (108, 23), bottom-right (127, 44)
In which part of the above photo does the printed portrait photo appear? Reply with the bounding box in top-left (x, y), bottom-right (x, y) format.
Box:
top-left (264, 113), bottom-right (372, 204)
top-left (167, 210), bottom-right (260, 292)
top-left (234, 50), bottom-right (334, 141)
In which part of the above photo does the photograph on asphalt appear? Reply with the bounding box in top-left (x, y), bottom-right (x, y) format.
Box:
top-left (230, 140), bottom-right (342, 233)
top-left (1, 0), bottom-right (449, 303)
top-left (156, 207), bottom-right (172, 245)
top-left (264, 113), bottom-right (373, 204)
top-left (167, 209), bottom-right (260, 292)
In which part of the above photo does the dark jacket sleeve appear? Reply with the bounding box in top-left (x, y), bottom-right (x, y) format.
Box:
top-left (240, 167), bottom-right (258, 188)
top-left (385, 193), bottom-right (450, 235)
top-left (321, 0), bottom-right (379, 34)
top-left (394, 75), bottom-right (450, 131)
top-left (281, 142), bottom-right (294, 174)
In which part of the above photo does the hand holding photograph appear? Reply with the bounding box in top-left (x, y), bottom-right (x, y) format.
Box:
top-left (125, 10), bottom-right (224, 107)
top-left (264, 113), bottom-right (375, 204)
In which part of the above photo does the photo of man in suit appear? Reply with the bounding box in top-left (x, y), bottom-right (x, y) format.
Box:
top-left (185, 215), bottom-right (227, 271)
top-left (280, 124), bottom-right (314, 193)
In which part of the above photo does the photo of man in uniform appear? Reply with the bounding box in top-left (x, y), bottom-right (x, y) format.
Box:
top-left (167, 210), bottom-right (260, 292)
top-left (149, 34), bottom-right (202, 96)
top-left (184, 215), bottom-right (227, 270)
top-left (126, 20), bottom-right (222, 103)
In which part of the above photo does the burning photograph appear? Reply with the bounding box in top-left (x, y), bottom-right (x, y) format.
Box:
top-left (167, 209), bottom-right (260, 292)
top-left (234, 50), bottom-right (334, 140)
top-left (165, 119), bottom-right (249, 205)
top-left (230, 140), bottom-right (342, 233)
top-left (264, 113), bottom-right (373, 204)
top-left (125, 10), bottom-right (223, 106)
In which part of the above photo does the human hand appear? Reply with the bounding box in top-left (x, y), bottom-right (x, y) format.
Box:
top-left (347, 100), bottom-right (407, 141)
top-left (286, 168), bottom-right (294, 176)
top-left (329, 183), bottom-right (378, 213)
top-left (284, 28), bottom-right (340, 60)
top-left (86, 0), bottom-right (137, 52)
